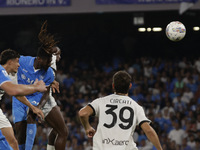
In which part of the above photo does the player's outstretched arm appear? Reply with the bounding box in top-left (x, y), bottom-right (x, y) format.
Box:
top-left (79, 105), bottom-right (96, 138)
top-left (0, 79), bottom-right (47, 96)
top-left (141, 122), bottom-right (163, 150)
top-left (15, 96), bottom-right (44, 120)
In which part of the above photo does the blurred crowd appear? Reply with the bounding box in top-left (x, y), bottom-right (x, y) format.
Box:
top-left (1, 56), bottom-right (200, 150)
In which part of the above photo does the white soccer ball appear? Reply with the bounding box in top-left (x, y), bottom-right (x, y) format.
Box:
top-left (166, 21), bottom-right (186, 42)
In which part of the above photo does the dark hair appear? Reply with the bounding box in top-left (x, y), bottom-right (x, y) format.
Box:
top-left (37, 21), bottom-right (58, 58)
top-left (0, 49), bottom-right (20, 65)
top-left (113, 70), bottom-right (132, 94)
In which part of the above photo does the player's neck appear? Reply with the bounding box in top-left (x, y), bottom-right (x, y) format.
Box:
top-left (2, 64), bottom-right (11, 74)
top-left (34, 58), bottom-right (40, 69)
top-left (115, 92), bottom-right (128, 96)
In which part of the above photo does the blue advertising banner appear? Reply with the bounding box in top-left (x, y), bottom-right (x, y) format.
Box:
top-left (96, 0), bottom-right (196, 4)
top-left (0, 0), bottom-right (70, 7)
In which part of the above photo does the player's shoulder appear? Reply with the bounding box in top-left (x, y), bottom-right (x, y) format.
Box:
top-left (47, 67), bottom-right (54, 73)
top-left (20, 55), bottom-right (35, 62)
top-left (46, 67), bottom-right (54, 76)
top-left (92, 94), bottom-right (113, 103)
top-left (99, 94), bottom-right (113, 99)
top-left (20, 55), bottom-right (34, 59)
top-left (0, 65), bottom-right (8, 76)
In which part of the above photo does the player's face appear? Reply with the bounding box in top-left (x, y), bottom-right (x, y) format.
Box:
top-left (39, 57), bottom-right (52, 70)
top-left (56, 50), bottom-right (61, 62)
top-left (53, 47), bottom-right (61, 62)
top-left (10, 58), bottom-right (20, 73)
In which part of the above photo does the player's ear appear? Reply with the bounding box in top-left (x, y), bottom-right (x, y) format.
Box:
top-left (129, 83), bottom-right (132, 89)
top-left (112, 83), bottom-right (115, 90)
top-left (7, 59), bottom-right (12, 65)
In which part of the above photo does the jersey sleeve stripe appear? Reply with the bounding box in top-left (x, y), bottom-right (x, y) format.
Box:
top-left (88, 104), bottom-right (96, 116)
top-left (139, 120), bottom-right (151, 128)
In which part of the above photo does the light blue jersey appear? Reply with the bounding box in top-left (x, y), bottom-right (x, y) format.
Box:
top-left (12, 56), bottom-right (54, 123)
top-left (0, 66), bottom-right (13, 149)
top-left (0, 65), bottom-right (11, 100)
top-left (0, 65), bottom-right (11, 86)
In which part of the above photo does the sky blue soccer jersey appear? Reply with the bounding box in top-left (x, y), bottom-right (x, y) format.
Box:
top-left (0, 65), bottom-right (11, 86)
top-left (12, 55), bottom-right (55, 123)
top-left (13, 56), bottom-right (54, 104)
top-left (0, 65), bottom-right (11, 100)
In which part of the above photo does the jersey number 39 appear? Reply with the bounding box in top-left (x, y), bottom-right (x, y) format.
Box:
top-left (103, 104), bottom-right (134, 130)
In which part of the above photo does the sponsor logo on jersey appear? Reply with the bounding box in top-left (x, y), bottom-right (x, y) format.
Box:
top-left (102, 138), bottom-right (129, 145)
top-left (22, 68), bottom-right (28, 73)
top-left (21, 74), bottom-right (35, 84)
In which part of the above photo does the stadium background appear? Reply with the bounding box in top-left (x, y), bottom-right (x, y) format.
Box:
top-left (0, 0), bottom-right (200, 150)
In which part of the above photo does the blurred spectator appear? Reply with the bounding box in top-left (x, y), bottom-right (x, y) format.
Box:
top-left (180, 138), bottom-right (192, 150)
top-left (173, 95), bottom-right (187, 113)
top-left (181, 87), bottom-right (194, 104)
top-left (168, 120), bottom-right (187, 146)
top-left (63, 73), bottom-right (75, 89)
top-left (195, 139), bottom-right (200, 150)
top-left (138, 139), bottom-right (153, 150)
top-left (187, 134), bottom-right (196, 149)
top-left (194, 57), bottom-right (200, 73)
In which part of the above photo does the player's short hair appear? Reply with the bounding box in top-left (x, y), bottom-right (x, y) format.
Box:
top-left (113, 70), bottom-right (132, 94)
top-left (37, 21), bottom-right (58, 59)
top-left (0, 49), bottom-right (20, 65)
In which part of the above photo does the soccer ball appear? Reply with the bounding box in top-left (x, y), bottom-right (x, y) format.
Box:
top-left (166, 21), bottom-right (186, 42)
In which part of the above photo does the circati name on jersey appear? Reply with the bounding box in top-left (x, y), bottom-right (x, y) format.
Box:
top-left (110, 98), bottom-right (132, 105)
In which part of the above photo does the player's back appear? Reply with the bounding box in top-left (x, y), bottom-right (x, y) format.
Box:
top-left (90, 94), bottom-right (148, 150)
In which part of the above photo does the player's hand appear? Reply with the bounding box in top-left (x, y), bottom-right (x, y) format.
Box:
top-left (31, 106), bottom-right (45, 121)
top-left (34, 79), bottom-right (47, 92)
top-left (51, 80), bottom-right (60, 93)
top-left (86, 127), bottom-right (96, 138)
